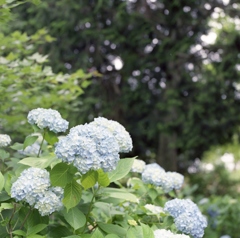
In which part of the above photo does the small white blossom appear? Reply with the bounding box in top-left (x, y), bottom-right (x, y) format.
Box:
top-left (144, 204), bottom-right (164, 214)
top-left (0, 134), bottom-right (11, 147)
top-left (27, 108), bottom-right (69, 133)
top-left (131, 159), bottom-right (146, 173)
top-left (154, 229), bottom-right (190, 238)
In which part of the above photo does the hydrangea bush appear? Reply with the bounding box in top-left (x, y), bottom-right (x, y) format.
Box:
top-left (0, 108), bottom-right (208, 238)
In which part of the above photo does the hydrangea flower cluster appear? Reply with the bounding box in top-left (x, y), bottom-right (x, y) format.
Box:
top-left (55, 122), bottom-right (121, 174)
top-left (144, 204), bottom-right (164, 215)
top-left (27, 108), bottom-right (69, 133)
top-left (164, 198), bottom-right (207, 238)
top-left (11, 168), bottom-right (63, 216)
top-left (0, 134), bottom-right (11, 147)
top-left (89, 117), bottom-right (133, 153)
top-left (131, 159), bottom-right (146, 173)
top-left (154, 229), bottom-right (190, 238)
top-left (141, 163), bottom-right (184, 193)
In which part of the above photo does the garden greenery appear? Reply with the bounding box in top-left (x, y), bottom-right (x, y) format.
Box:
top-left (0, 109), bottom-right (207, 238)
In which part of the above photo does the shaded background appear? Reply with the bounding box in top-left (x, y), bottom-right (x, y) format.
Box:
top-left (4, 0), bottom-right (240, 171)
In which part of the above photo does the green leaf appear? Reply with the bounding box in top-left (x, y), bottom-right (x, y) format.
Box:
top-left (107, 157), bottom-right (136, 182)
top-left (12, 230), bottom-right (26, 236)
top-left (62, 207), bottom-right (86, 230)
top-left (10, 142), bottom-right (23, 151)
top-left (19, 155), bottom-right (59, 169)
top-left (0, 191), bottom-right (11, 202)
top-left (27, 224), bottom-right (47, 236)
top-left (45, 130), bottom-right (59, 145)
top-left (0, 149), bottom-right (9, 160)
top-left (47, 225), bottom-right (72, 238)
top-left (126, 226), bottom-right (144, 238)
top-left (50, 163), bottom-right (76, 187)
top-left (0, 172), bottom-right (4, 192)
top-left (141, 223), bottom-right (154, 238)
top-left (0, 203), bottom-right (13, 212)
top-left (100, 188), bottom-right (138, 203)
top-left (4, 173), bottom-right (13, 194)
top-left (97, 223), bottom-right (126, 237)
top-left (105, 235), bottom-right (120, 238)
top-left (97, 169), bottom-right (110, 187)
top-left (23, 135), bottom-right (38, 149)
top-left (62, 236), bottom-right (81, 238)
top-left (90, 228), bottom-right (104, 238)
top-left (81, 170), bottom-right (98, 190)
top-left (27, 235), bottom-right (46, 238)
top-left (63, 180), bottom-right (82, 211)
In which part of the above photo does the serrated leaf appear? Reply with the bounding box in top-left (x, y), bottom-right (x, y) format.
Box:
top-left (107, 157), bottom-right (136, 182)
top-left (27, 224), bottom-right (47, 236)
top-left (23, 135), bottom-right (38, 149)
top-left (63, 180), bottom-right (82, 211)
top-left (45, 130), bottom-right (59, 145)
top-left (62, 207), bottom-right (86, 230)
top-left (97, 169), bottom-right (110, 187)
top-left (50, 163), bottom-right (76, 187)
top-left (18, 155), bottom-right (59, 169)
top-left (81, 170), bottom-right (98, 190)
top-left (0, 172), bottom-right (4, 192)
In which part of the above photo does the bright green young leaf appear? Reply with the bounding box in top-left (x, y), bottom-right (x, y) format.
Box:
top-left (0, 172), bottom-right (4, 192)
top-left (0, 203), bottom-right (13, 212)
top-left (62, 207), bottom-right (86, 230)
top-left (19, 155), bottom-right (59, 169)
top-left (97, 223), bottom-right (126, 237)
top-left (97, 169), bottom-right (110, 187)
top-left (107, 157), bottom-right (136, 182)
top-left (63, 180), bottom-right (82, 211)
top-left (44, 130), bottom-right (59, 145)
top-left (23, 135), bottom-right (39, 149)
top-left (100, 188), bottom-right (138, 203)
top-left (81, 170), bottom-right (98, 190)
top-left (50, 163), bottom-right (76, 187)
top-left (90, 228), bottom-right (104, 238)
top-left (4, 173), bottom-right (13, 194)
top-left (27, 224), bottom-right (47, 236)
top-left (12, 230), bottom-right (26, 236)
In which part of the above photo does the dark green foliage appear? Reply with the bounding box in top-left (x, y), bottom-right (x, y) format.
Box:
top-left (7, 0), bottom-right (240, 169)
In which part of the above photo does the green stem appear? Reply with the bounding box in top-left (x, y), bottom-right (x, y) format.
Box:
top-left (37, 130), bottom-right (46, 157)
top-left (8, 203), bottom-right (16, 238)
top-left (83, 186), bottom-right (100, 233)
top-left (19, 207), bottom-right (33, 230)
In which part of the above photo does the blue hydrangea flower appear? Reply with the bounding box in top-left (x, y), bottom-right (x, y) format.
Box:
top-left (89, 117), bottom-right (133, 153)
top-left (55, 123), bottom-right (120, 174)
top-left (161, 172), bottom-right (184, 193)
top-left (11, 168), bottom-right (51, 205)
top-left (154, 229), bottom-right (190, 238)
top-left (131, 159), bottom-right (146, 173)
top-left (27, 108), bottom-right (69, 133)
top-left (34, 190), bottom-right (63, 216)
top-left (164, 198), bottom-right (207, 238)
top-left (141, 163), bottom-right (165, 185)
top-left (0, 134), bottom-right (11, 147)
top-left (11, 168), bottom-right (63, 216)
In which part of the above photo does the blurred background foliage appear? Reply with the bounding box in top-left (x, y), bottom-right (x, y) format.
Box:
top-left (1, 0), bottom-right (240, 171)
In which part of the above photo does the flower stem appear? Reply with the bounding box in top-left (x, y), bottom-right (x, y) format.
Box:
top-left (37, 130), bottom-right (46, 157)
